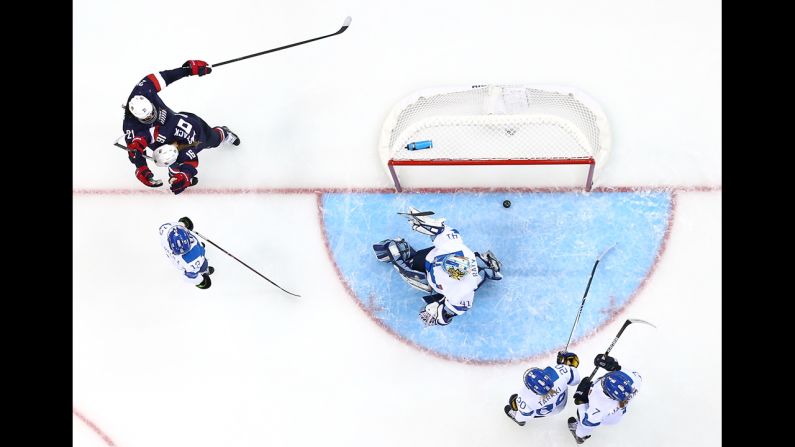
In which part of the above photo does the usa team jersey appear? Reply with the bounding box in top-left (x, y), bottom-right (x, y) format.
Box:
top-left (123, 67), bottom-right (216, 168)
top-left (158, 222), bottom-right (208, 285)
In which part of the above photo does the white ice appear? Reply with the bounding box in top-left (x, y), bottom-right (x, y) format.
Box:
top-left (74, 0), bottom-right (721, 445)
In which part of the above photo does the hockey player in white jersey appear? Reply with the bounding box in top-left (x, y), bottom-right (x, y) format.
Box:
top-left (503, 352), bottom-right (581, 426)
top-left (568, 354), bottom-right (642, 444)
top-left (372, 207), bottom-right (503, 326)
top-left (159, 216), bottom-right (214, 289)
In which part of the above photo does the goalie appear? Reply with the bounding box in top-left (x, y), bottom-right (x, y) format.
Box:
top-left (372, 208), bottom-right (503, 327)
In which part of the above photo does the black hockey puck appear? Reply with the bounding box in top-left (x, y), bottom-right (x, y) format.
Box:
top-left (503, 200), bottom-right (511, 208)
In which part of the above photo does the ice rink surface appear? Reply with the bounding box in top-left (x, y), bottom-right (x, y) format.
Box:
top-left (74, 0), bottom-right (721, 445)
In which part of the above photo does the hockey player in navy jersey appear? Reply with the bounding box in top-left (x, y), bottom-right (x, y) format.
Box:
top-left (503, 352), bottom-right (582, 426)
top-left (123, 60), bottom-right (240, 195)
top-left (372, 207), bottom-right (503, 326)
top-left (567, 354), bottom-right (642, 444)
top-left (159, 217), bottom-right (214, 289)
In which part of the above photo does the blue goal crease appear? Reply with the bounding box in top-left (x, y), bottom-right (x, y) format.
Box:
top-left (321, 191), bottom-right (672, 363)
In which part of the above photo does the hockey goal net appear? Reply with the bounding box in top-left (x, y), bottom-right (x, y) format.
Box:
top-left (378, 84), bottom-right (611, 191)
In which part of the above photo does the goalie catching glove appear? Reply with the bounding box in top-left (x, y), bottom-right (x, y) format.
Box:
top-left (403, 207), bottom-right (446, 236)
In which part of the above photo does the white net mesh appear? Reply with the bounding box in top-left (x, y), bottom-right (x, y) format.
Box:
top-left (380, 85), bottom-right (611, 165)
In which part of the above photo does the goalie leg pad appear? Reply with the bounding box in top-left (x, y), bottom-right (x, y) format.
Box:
top-left (373, 238), bottom-right (414, 263)
top-left (390, 255), bottom-right (432, 293)
top-left (395, 264), bottom-right (433, 293)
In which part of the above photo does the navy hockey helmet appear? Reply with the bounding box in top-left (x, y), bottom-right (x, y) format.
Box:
top-left (523, 367), bottom-right (554, 395)
top-left (602, 370), bottom-right (635, 401)
top-left (128, 95), bottom-right (157, 124)
top-left (168, 226), bottom-right (192, 255)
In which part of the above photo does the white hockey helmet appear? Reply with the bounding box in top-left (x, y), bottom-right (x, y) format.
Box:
top-left (153, 144), bottom-right (179, 167)
top-left (128, 95), bottom-right (157, 124)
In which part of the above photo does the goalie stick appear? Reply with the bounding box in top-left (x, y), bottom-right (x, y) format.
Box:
top-left (112, 136), bottom-right (155, 161)
top-left (397, 211), bottom-right (435, 217)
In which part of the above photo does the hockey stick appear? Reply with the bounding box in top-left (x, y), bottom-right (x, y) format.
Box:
top-left (113, 137), bottom-right (155, 160)
top-left (113, 137), bottom-right (168, 187)
top-left (212, 16), bottom-right (352, 68)
top-left (563, 244), bottom-right (616, 352)
top-left (195, 231), bottom-right (301, 297)
top-left (586, 318), bottom-right (656, 381)
top-left (397, 211), bottom-right (435, 217)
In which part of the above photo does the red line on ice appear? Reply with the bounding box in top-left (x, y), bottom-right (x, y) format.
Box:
top-left (74, 185), bottom-right (715, 365)
top-left (73, 407), bottom-right (117, 446)
top-left (72, 185), bottom-right (721, 195)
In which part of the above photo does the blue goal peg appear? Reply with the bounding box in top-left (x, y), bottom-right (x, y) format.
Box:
top-left (406, 140), bottom-right (433, 151)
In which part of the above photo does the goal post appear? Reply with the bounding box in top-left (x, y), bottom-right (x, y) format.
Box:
top-left (378, 84), bottom-right (612, 191)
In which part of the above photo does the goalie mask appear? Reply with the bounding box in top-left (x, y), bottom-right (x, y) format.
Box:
top-left (442, 255), bottom-right (473, 280)
top-left (128, 95), bottom-right (158, 124)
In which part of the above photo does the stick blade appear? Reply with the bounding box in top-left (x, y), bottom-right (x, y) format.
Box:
top-left (597, 243), bottom-right (617, 261)
top-left (336, 16), bottom-right (352, 34)
top-left (628, 318), bottom-right (657, 328)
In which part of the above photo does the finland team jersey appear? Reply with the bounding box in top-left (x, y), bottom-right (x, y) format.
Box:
top-left (423, 226), bottom-right (480, 316)
top-left (514, 364), bottom-right (581, 422)
top-left (575, 370), bottom-right (643, 438)
top-left (158, 222), bottom-right (207, 285)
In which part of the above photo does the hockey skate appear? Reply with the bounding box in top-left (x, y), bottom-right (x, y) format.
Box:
top-left (568, 417), bottom-right (590, 444)
top-left (504, 394), bottom-right (525, 426)
top-left (218, 126), bottom-right (240, 146)
top-left (196, 273), bottom-right (212, 290)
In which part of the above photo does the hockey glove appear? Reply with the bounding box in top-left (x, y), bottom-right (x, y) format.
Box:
top-left (594, 354), bottom-right (621, 371)
top-left (135, 166), bottom-right (162, 187)
top-left (573, 378), bottom-right (592, 405)
top-left (183, 60), bottom-right (212, 76)
top-left (557, 351), bottom-right (580, 368)
top-left (196, 273), bottom-right (212, 289)
top-left (127, 136), bottom-right (148, 153)
top-left (178, 216), bottom-right (194, 230)
top-left (169, 163), bottom-right (199, 195)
